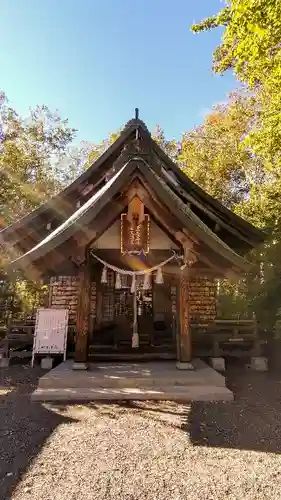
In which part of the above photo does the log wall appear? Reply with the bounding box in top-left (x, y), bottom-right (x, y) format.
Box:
top-left (49, 276), bottom-right (97, 323)
top-left (48, 275), bottom-right (216, 324)
top-left (188, 277), bottom-right (217, 323)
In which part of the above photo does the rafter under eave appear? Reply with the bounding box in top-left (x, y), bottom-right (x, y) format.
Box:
top-left (4, 156), bottom-right (252, 277)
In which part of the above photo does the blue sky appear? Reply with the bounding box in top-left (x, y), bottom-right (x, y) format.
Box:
top-left (0, 0), bottom-right (236, 144)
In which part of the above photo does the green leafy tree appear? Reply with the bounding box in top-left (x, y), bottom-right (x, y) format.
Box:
top-left (178, 91), bottom-right (263, 208)
top-left (85, 131), bottom-right (121, 167)
top-left (0, 92), bottom-right (77, 314)
top-left (191, 1), bottom-right (281, 331)
top-left (54, 141), bottom-right (95, 186)
top-left (0, 92), bottom-right (76, 227)
top-left (191, 0), bottom-right (281, 170)
top-left (152, 125), bottom-right (179, 161)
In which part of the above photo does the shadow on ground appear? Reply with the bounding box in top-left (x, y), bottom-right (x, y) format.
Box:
top-left (48, 360), bottom-right (281, 455)
top-left (184, 361), bottom-right (281, 455)
top-left (0, 361), bottom-right (77, 500)
top-left (1, 359), bottom-right (281, 500)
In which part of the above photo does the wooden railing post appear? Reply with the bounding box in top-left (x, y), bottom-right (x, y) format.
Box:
top-left (74, 260), bottom-right (91, 368)
top-left (177, 275), bottom-right (193, 369)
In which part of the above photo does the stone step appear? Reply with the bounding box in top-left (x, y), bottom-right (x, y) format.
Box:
top-left (38, 359), bottom-right (227, 390)
top-left (31, 385), bottom-right (233, 402)
top-left (38, 374), bottom-right (226, 389)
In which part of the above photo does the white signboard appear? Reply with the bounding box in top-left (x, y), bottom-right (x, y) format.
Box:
top-left (32, 308), bottom-right (69, 366)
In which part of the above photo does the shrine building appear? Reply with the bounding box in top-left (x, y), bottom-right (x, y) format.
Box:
top-left (0, 112), bottom-right (265, 370)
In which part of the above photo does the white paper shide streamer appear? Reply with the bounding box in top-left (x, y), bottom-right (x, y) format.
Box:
top-left (132, 331), bottom-right (139, 348)
top-left (115, 273), bottom-right (122, 289)
top-left (101, 266), bottom-right (107, 284)
top-left (155, 267), bottom-right (164, 284)
top-left (91, 250), bottom-right (181, 348)
top-left (143, 273), bottom-right (150, 290)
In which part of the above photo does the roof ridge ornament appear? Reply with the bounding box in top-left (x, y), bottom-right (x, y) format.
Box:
top-left (124, 108), bottom-right (150, 134)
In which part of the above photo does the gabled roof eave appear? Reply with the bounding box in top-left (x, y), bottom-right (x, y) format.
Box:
top-left (136, 161), bottom-right (249, 272)
top-left (0, 122), bottom-right (138, 239)
top-left (149, 135), bottom-right (265, 245)
top-left (6, 160), bottom-right (137, 269)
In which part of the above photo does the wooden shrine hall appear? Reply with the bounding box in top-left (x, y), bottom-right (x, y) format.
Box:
top-left (0, 111), bottom-right (265, 370)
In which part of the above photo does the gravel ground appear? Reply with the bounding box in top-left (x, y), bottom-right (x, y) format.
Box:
top-left (1, 361), bottom-right (281, 500)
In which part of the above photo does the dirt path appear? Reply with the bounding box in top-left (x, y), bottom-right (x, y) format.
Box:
top-left (1, 362), bottom-right (281, 500)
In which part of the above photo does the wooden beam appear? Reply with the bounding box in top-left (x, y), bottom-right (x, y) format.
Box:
top-left (85, 199), bottom-right (126, 249)
top-left (120, 182), bottom-right (182, 247)
top-left (179, 275), bottom-right (191, 362)
top-left (129, 178), bottom-right (199, 248)
top-left (164, 264), bottom-right (216, 278)
top-left (16, 230), bottom-right (41, 253)
top-left (137, 191), bottom-right (181, 238)
top-left (181, 229), bottom-right (228, 275)
top-left (185, 246), bottom-right (224, 276)
top-left (75, 260), bottom-right (91, 363)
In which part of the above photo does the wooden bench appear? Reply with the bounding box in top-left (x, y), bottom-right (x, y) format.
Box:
top-left (191, 320), bottom-right (265, 358)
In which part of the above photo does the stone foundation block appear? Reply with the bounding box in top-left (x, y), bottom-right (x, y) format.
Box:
top-left (210, 357), bottom-right (226, 372)
top-left (176, 361), bottom-right (194, 370)
top-left (72, 362), bottom-right (88, 371)
top-left (41, 357), bottom-right (54, 370)
top-left (251, 356), bottom-right (268, 372)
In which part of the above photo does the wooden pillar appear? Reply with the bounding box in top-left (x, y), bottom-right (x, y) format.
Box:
top-left (178, 275), bottom-right (192, 365)
top-left (74, 260), bottom-right (91, 366)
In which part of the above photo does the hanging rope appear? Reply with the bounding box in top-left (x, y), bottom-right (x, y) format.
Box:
top-left (90, 249), bottom-right (180, 275)
top-left (90, 249), bottom-right (184, 349)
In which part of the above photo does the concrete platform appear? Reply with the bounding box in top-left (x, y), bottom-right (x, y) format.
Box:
top-left (31, 359), bottom-right (234, 402)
